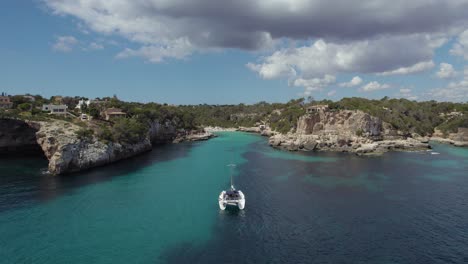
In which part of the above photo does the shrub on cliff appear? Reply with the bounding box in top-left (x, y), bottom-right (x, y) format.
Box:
top-left (75, 128), bottom-right (94, 140)
top-left (437, 115), bottom-right (468, 134)
top-left (18, 103), bottom-right (32, 111)
top-left (96, 125), bottom-right (113, 143)
top-left (112, 118), bottom-right (148, 144)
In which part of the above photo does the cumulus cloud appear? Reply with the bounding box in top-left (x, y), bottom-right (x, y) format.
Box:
top-left (339, 76), bottom-right (363, 87)
top-left (377, 60), bottom-right (435, 76)
top-left (52, 35), bottom-right (77, 52)
top-left (400, 88), bottom-right (412, 94)
top-left (43, 0), bottom-right (468, 62)
top-left (327, 90), bottom-right (337, 97)
top-left (89, 42), bottom-right (104, 50)
top-left (397, 88), bottom-right (418, 100)
top-left (116, 38), bottom-right (193, 63)
top-left (293, 75), bottom-right (336, 92)
top-left (436, 63), bottom-right (457, 79)
top-left (247, 35), bottom-right (442, 79)
top-left (429, 66), bottom-right (468, 101)
top-left (360, 81), bottom-right (390, 92)
top-left (42, 0), bottom-right (468, 101)
top-left (450, 29), bottom-right (468, 60)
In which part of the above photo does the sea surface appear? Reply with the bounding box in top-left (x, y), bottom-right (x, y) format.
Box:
top-left (0, 132), bottom-right (467, 263)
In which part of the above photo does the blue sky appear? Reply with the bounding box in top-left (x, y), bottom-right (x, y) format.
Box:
top-left (1, 1), bottom-right (467, 104)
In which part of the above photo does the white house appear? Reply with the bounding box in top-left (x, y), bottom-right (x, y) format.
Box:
top-left (42, 104), bottom-right (68, 115)
top-left (75, 99), bottom-right (91, 109)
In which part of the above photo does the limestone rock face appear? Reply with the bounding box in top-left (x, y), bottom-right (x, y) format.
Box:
top-left (172, 130), bottom-right (216, 143)
top-left (148, 120), bottom-right (176, 144)
top-left (0, 118), bottom-right (214, 175)
top-left (431, 127), bottom-right (468, 147)
top-left (296, 110), bottom-right (383, 138)
top-left (449, 128), bottom-right (468, 142)
top-left (269, 110), bottom-right (429, 154)
top-left (34, 120), bottom-right (153, 175)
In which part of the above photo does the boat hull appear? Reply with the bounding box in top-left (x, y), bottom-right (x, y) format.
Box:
top-left (218, 190), bottom-right (245, 210)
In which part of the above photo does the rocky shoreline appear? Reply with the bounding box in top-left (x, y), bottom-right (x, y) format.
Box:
top-left (2, 109), bottom-right (466, 175)
top-left (230, 110), bottom-right (434, 155)
top-left (429, 128), bottom-right (468, 147)
top-left (173, 131), bottom-right (216, 143)
top-left (0, 118), bottom-right (216, 175)
top-left (430, 137), bottom-right (468, 147)
top-left (268, 133), bottom-right (430, 155)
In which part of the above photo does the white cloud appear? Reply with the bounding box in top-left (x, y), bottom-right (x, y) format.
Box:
top-left (247, 35), bottom-right (441, 83)
top-left (450, 29), bottom-right (468, 60)
top-left (428, 66), bottom-right (468, 101)
top-left (293, 75), bottom-right (336, 95)
top-left (116, 38), bottom-right (193, 63)
top-left (339, 76), bottom-right (363, 87)
top-left (327, 90), bottom-right (337, 97)
top-left (397, 88), bottom-right (418, 100)
top-left (377, 60), bottom-right (435, 76)
top-left (89, 42), bottom-right (104, 50)
top-left (43, 0), bottom-right (467, 64)
top-left (41, 0), bottom-right (468, 102)
top-left (400, 88), bottom-right (412, 94)
top-left (360, 81), bottom-right (391, 92)
top-left (436, 63), bottom-right (457, 79)
top-left (52, 35), bottom-right (78, 52)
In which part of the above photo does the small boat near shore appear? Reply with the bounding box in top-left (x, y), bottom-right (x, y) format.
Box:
top-left (218, 164), bottom-right (245, 210)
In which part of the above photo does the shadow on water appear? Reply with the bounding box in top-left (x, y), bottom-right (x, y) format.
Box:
top-left (0, 142), bottom-right (195, 213)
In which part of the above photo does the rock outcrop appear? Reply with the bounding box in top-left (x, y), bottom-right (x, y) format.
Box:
top-left (33, 120), bottom-right (153, 175)
top-left (0, 118), bottom-right (215, 175)
top-left (431, 128), bottom-right (468, 147)
top-left (148, 120), bottom-right (177, 144)
top-left (268, 110), bottom-right (429, 154)
top-left (172, 130), bottom-right (216, 143)
top-left (238, 126), bottom-right (276, 136)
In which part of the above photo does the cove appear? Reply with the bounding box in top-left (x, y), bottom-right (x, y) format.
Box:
top-left (0, 132), bottom-right (467, 264)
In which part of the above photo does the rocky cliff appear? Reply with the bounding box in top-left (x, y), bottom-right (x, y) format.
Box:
top-left (431, 128), bottom-right (468, 147)
top-left (148, 120), bottom-right (177, 144)
top-left (0, 118), bottom-right (214, 175)
top-left (268, 110), bottom-right (429, 154)
top-left (33, 120), bottom-right (153, 175)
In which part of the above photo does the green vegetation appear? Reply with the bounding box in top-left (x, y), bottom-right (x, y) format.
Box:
top-left (329, 97), bottom-right (468, 136)
top-left (111, 118), bottom-right (148, 144)
top-left (75, 128), bottom-right (94, 140)
top-left (2, 93), bottom-right (467, 141)
top-left (437, 115), bottom-right (468, 135)
top-left (96, 125), bottom-right (113, 143)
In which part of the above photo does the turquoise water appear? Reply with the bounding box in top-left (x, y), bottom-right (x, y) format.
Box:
top-left (0, 133), bottom-right (468, 263)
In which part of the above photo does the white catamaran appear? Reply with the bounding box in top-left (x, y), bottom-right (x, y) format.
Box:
top-left (218, 164), bottom-right (245, 210)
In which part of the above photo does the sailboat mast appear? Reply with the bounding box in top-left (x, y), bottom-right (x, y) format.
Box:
top-left (228, 163), bottom-right (235, 190)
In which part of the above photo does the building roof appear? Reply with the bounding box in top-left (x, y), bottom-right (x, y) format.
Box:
top-left (307, 104), bottom-right (329, 109)
top-left (105, 108), bottom-right (126, 115)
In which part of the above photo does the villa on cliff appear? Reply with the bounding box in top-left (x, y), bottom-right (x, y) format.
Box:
top-left (42, 104), bottom-right (68, 115)
top-left (75, 99), bottom-right (91, 110)
top-left (0, 96), bottom-right (13, 109)
top-left (103, 108), bottom-right (126, 120)
top-left (307, 104), bottom-right (329, 113)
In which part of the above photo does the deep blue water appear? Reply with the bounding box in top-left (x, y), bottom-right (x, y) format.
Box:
top-left (0, 132), bottom-right (467, 263)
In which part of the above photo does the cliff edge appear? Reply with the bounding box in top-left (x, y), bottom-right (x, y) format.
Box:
top-left (0, 118), bottom-right (214, 175)
top-left (268, 110), bottom-right (429, 154)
